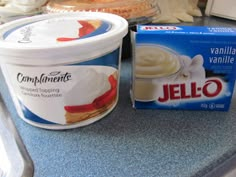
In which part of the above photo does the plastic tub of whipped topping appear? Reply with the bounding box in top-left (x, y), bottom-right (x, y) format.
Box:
top-left (0, 12), bottom-right (128, 129)
top-left (131, 25), bottom-right (236, 111)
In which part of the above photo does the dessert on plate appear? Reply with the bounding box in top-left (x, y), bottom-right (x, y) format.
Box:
top-left (64, 71), bottom-right (118, 124)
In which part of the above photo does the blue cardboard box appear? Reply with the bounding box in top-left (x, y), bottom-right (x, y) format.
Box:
top-left (131, 25), bottom-right (236, 111)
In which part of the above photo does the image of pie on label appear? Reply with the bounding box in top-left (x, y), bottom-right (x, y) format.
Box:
top-left (64, 70), bottom-right (118, 124)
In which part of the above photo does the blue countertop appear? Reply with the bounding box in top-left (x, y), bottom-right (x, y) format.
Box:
top-left (1, 16), bottom-right (236, 177)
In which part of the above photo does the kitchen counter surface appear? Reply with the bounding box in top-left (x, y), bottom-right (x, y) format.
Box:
top-left (1, 15), bottom-right (236, 177)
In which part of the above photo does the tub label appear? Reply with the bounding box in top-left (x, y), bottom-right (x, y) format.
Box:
top-left (2, 48), bottom-right (120, 125)
top-left (3, 17), bottom-right (112, 45)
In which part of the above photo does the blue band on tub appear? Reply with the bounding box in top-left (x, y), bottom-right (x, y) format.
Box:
top-left (20, 101), bottom-right (57, 125)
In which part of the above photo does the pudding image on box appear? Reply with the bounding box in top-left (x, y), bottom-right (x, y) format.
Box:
top-left (135, 44), bottom-right (182, 101)
top-left (131, 25), bottom-right (236, 111)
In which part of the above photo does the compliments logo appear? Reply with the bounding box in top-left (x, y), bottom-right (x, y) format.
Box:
top-left (141, 26), bottom-right (182, 31)
top-left (17, 71), bottom-right (72, 86)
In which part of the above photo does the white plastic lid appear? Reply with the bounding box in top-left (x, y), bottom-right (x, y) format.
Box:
top-left (0, 12), bottom-right (128, 65)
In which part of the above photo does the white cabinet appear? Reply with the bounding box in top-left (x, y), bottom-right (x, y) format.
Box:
top-left (205, 0), bottom-right (236, 20)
